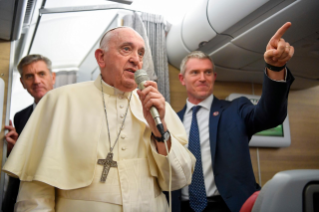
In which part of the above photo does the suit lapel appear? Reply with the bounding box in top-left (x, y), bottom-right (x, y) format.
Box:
top-left (21, 104), bottom-right (33, 130)
top-left (15, 104), bottom-right (33, 135)
top-left (24, 104), bottom-right (33, 121)
top-left (209, 97), bottom-right (223, 166)
top-left (177, 105), bottom-right (187, 121)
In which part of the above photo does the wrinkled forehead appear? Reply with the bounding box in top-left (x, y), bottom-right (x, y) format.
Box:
top-left (22, 60), bottom-right (49, 72)
top-left (186, 58), bottom-right (214, 68)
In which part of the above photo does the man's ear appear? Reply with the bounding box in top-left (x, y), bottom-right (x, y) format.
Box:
top-left (95, 49), bottom-right (106, 68)
top-left (178, 73), bottom-right (185, 86)
top-left (51, 72), bottom-right (56, 85)
top-left (20, 77), bottom-right (26, 89)
top-left (213, 72), bottom-right (217, 82)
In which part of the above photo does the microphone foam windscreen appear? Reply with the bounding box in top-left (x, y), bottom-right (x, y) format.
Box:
top-left (134, 69), bottom-right (149, 85)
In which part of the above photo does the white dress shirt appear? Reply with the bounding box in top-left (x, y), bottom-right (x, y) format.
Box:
top-left (181, 94), bottom-right (220, 200)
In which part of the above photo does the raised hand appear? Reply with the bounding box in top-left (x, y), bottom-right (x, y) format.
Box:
top-left (137, 81), bottom-right (171, 155)
top-left (137, 81), bottom-right (166, 136)
top-left (264, 22), bottom-right (294, 68)
top-left (5, 120), bottom-right (19, 155)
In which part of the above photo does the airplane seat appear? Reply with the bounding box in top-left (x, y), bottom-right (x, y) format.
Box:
top-left (250, 169), bottom-right (319, 212)
top-left (239, 191), bottom-right (260, 212)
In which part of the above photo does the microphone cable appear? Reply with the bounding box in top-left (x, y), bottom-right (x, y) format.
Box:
top-left (135, 69), bottom-right (172, 212)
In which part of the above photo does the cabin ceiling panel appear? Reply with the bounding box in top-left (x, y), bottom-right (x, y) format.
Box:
top-left (209, 43), bottom-right (262, 69)
top-left (243, 57), bottom-right (319, 81)
top-left (232, 1), bottom-right (319, 54)
top-left (44, 0), bottom-right (116, 9)
top-left (241, 59), bottom-right (265, 72)
top-left (30, 10), bottom-right (118, 70)
top-left (0, 0), bottom-right (23, 40)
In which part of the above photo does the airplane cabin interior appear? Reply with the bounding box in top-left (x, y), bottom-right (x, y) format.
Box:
top-left (0, 0), bottom-right (318, 211)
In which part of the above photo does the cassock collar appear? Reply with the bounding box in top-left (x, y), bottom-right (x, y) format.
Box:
top-left (94, 75), bottom-right (131, 99)
top-left (93, 75), bottom-right (148, 126)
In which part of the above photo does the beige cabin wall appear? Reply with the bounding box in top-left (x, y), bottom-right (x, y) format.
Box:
top-left (169, 64), bottom-right (319, 185)
top-left (0, 40), bottom-right (12, 170)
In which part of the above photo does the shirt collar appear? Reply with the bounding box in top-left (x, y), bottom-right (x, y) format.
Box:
top-left (185, 94), bottom-right (214, 114)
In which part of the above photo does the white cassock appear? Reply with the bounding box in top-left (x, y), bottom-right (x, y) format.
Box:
top-left (3, 75), bottom-right (195, 212)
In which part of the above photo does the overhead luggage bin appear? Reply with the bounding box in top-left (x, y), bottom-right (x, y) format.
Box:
top-left (181, 0), bottom-right (216, 51)
top-left (166, 0), bottom-right (319, 90)
top-left (206, 0), bottom-right (268, 34)
top-left (166, 20), bottom-right (191, 69)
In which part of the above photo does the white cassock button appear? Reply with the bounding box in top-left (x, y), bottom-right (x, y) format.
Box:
top-left (120, 105), bottom-right (123, 108)
top-left (121, 135), bottom-right (126, 139)
top-left (121, 146), bottom-right (126, 150)
top-left (120, 114), bottom-right (124, 118)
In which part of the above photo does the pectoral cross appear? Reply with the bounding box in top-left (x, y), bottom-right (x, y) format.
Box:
top-left (97, 152), bottom-right (117, 182)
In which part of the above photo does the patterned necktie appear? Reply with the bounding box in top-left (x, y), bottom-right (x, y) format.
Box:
top-left (189, 106), bottom-right (207, 212)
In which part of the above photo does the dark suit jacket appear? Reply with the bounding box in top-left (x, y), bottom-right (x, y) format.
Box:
top-left (2, 104), bottom-right (33, 212)
top-left (13, 104), bottom-right (33, 136)
top-left (171, 70), bottom-right (294, 212)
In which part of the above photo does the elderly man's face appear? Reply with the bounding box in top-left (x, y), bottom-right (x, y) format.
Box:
top-left (20, 60), bottom-right (56, 104)
top-left (179, 58), bottom-right (216, 104)
top-left (100, 28), bottom-right (145, 92)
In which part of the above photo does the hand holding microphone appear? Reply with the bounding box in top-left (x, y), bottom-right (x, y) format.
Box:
top-left (135, 69), bottom-right (170, 144)
top-left (135, 70), bottom-right (172, 209)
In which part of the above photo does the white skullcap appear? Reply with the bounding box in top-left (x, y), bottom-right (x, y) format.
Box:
top-left (99, 26), bottom-right (133, 47)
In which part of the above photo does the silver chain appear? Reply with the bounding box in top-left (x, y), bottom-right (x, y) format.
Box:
top-left (100, 76), bottom-right (132, 153)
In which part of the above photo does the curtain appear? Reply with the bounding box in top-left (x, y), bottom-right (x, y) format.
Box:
top-left (123, 12), bottom-right (170, 102)
top-left (54, 71), bottom-right (77, 88)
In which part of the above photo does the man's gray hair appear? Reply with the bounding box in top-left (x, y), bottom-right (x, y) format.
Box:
top-left (180, 51), bottom-right (214, 75)
top-left (17, 54), bottom-right (52, 76)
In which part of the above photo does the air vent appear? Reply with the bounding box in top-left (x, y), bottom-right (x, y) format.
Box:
top-left (23, 0), bottom-right (36, 25)
top-left (14, 33), bottom-right (26, 66)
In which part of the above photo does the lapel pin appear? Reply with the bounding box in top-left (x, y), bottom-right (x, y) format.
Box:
top-left (213, 111), bottom-right (219, 116)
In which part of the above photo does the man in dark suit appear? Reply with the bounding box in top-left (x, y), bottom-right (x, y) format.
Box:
top-left (172, 22), bottom-right (295, 212)
top-left (2, 54), bottom-right (56, 212)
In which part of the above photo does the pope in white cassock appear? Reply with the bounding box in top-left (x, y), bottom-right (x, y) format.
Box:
top-left (3, 27), bottom-right (196, 212)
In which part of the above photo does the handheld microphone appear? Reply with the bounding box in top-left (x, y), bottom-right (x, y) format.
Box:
top-left (135, 70), bottom-right (172, 212)
top-left (134, 69), bottom-right (165, 136)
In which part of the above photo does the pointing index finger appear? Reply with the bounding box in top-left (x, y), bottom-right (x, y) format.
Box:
top-left (272, 22), bottom-right (291, 41)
